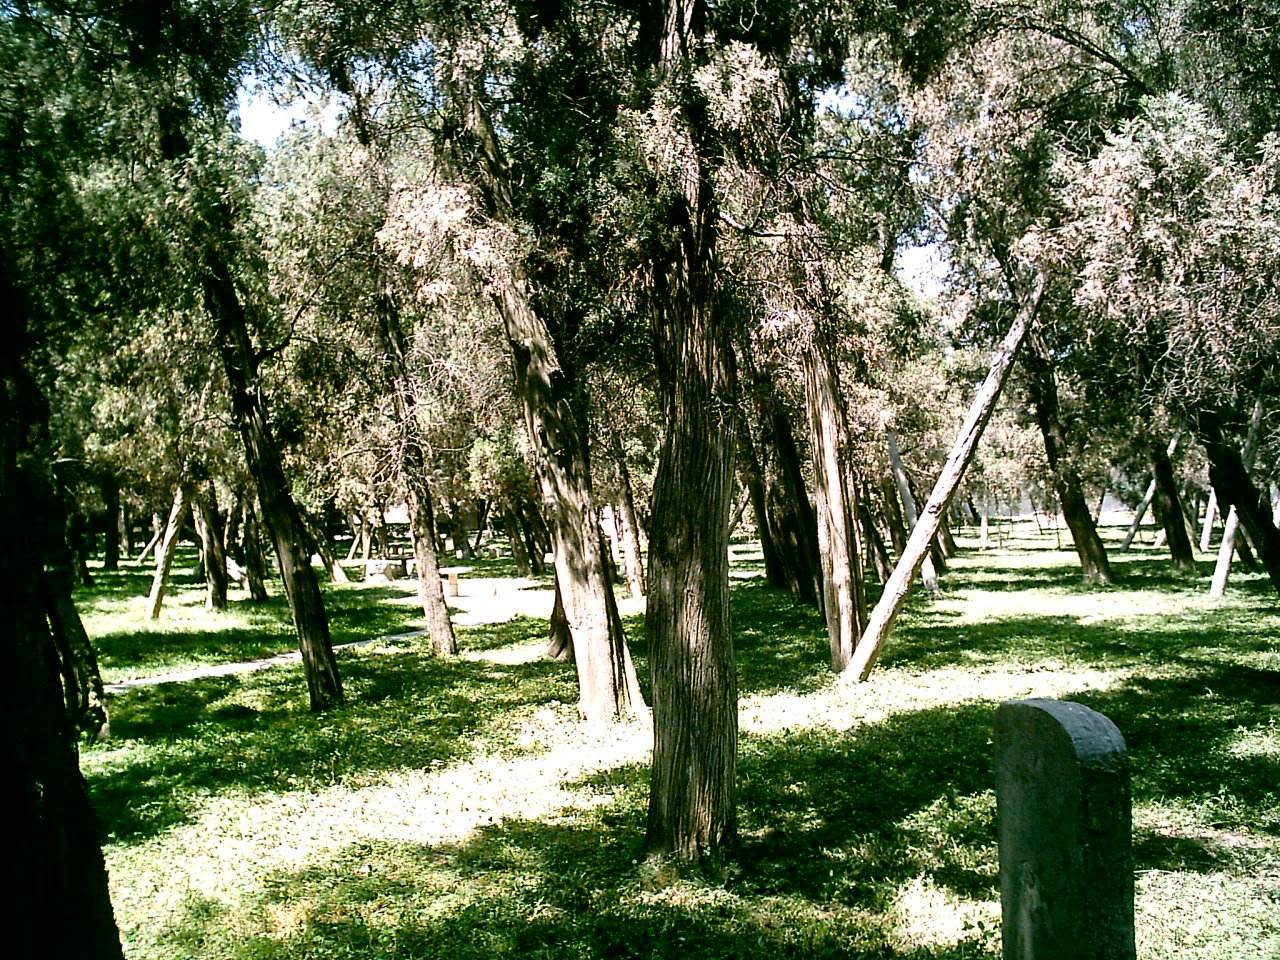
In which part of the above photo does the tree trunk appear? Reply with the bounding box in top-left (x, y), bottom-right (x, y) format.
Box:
top-left (616, 496), bottom-right (646, 599)
top-left (879, 478), bottom-right (908, 557)
top-left (445, 76), bottom-right (642, 722)
top-left (191, 485), bottom-right (229, 610)
top-left (101, 474), bottom-right (121, 571)
top-left (308, 515), bottom-right (349, 584)
top-left (1199, 488), bottom-right (1218, 553)
top-left (1201, 402), bottom-right (1279, 595)
top-left (860, 501), bottom-right (893, 583)
top-left (844, 273), bottom-right (1045, 682)
top-left (2, 291), bottom-right (125, 957)
top-left (1149, 438), bottom-right (1196, 574)
top-left (802, 342), bottom-right (865, 672)
top-left (241, 500), bottom-right (270, 601)
top-left (374, 293), bottom-right (456, 656)
top-left (198, 238), bottom-right (342, 709)
top-left (1022, 334), bottom-right (1114, 584)
top-left (886, 429), bottom-right (941, 595)
top-left (546, 570), bottom-right (574, 661)
top-left (147, 485), bottom-right (188, 620)
top-left (1121, 478), bottom-right (1156, 549)
top-left (737, 418), bottom-right (787, 590)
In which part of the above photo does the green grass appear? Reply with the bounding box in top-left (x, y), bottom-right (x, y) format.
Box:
top-left (78, 532), bottom-right (1279, 959)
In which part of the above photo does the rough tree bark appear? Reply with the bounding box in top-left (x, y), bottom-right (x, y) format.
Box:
top-left (1149, 437), bottom-right (1197, 574)
top-left (240, 499), bottom-right (270, 601)
top-left (843, 273), bottom-right (1046, 682)
top-left (1021, 333), bottom-right (1114, 584)
top-left (643, 0), bottom-right (738, 861)
top-left (1199, 488), bottom-right (1218, 553)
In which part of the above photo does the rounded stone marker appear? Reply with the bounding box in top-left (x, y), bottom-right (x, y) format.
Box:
top-left (994, 698), bottom-right (1135, 960)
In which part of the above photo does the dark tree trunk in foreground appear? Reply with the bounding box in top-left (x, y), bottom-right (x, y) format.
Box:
top-left (1022, 336), bottom-right (1114, 584)
top-left (200, 238), bottom-right (342, 710)
top-left (1197, 407), bottom-right (1280, 594)
top-left (374, 294), bottom-right (456, 656)
top-left (1148, 438), bottom-right (1196, 575)
top-left (446, 76), bottom-right (642, 721)
top-left (644, 0), bottom-right (738, 862)
top-left (3, 282), bottom-right (124, 958)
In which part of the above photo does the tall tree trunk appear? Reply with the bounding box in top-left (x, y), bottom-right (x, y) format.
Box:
top-left (307, 514), bottom-right (349, 584)
top-left (1149, 438), bottom-right (1196, 574)
top-left (615, 450), bottom-right (647, 597)
top-left (374, 293), bottom-right (456, 656)
top-left (802, 343), bottom-right (865, 672)
top-left (2, 289), bottom-right (124, 957)
top-left (445, 74), bottom-right (642, 722)
top-left (1199, 404), bottom-right (1280, 594)
top-left (191, 485), bottom-right (229, 610)
top-left (643, 0), bottom-right (738, 861)
top-left (198, 240), bottom-right (343, 710)
top-left (147, 484), bottom-right (188, 620)
top-left (1022, 334), bottom-right (1114, 584)
top-left (137, 511), bottom-right (163, 564)
top-left (505, 510), bottom-right (532, 576)
top-left (886, 429), bottom-right (940, 595)
top-left (844, 273), bottom-right (1045, 682)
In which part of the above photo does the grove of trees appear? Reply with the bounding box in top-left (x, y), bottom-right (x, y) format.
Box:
top-left (4, 0), bottom-right (1277, 953)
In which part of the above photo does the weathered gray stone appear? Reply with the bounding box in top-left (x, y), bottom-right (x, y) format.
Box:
top-left (364, 559), bottom-right (406, 582)
top-left (995, 698), bottom-right (1135, 960)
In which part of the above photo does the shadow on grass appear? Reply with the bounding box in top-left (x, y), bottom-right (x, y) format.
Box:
top-left (88, 644), bottom-right (581, 846)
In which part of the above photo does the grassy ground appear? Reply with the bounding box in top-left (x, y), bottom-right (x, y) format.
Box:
top-left (79, 526), bottom-right (1279, 959)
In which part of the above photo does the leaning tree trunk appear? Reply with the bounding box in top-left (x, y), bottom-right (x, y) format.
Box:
top-left (446, 75), bottom-right (641, 722)
top-left (844, 273), bottom-right (1045, 682)
top-left (886, 429), bottom-right (941, 595)
top-left (3, 286), bottom-right (124, 957)
top-left (198, 237), bottom-right (342, 710)
top-left (1022, 334), bottom-right (1114, 584)
top-left (1120, 434), bottom-right (1176, 551)
top-left (802, 341), bottom-right (865, 672)
top-left (860, 501), bottom-right (893, 583)
top-left (1199, 404), bottom-right (1280, 594)
top-left (1149, 438), bottom-right (1197, 575)
top-left (760, 382), bottom-right (823, 605)
top-left (147, 484), bottom-right (188, 620)
top-left (642, 0), bottom-right (738, 861)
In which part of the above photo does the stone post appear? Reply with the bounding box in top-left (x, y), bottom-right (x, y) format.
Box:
top-left (994, 698), bottom-right (1135, 960)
